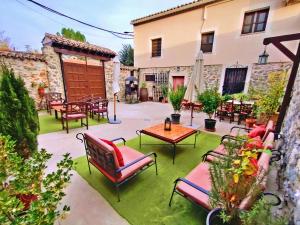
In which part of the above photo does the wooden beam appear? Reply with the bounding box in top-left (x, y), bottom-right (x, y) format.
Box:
top-left (53, 47), bottom-right (111, 61)
top-left (263, 33), bottom-right (300, 45)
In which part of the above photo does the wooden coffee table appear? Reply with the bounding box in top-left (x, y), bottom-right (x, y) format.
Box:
top-left (137, 124), bottom-right (199, 164)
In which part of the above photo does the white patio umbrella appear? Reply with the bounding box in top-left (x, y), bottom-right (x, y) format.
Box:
top-left (108, 55), bottom-right (121, 124)
top-left (184, 50), bottom-right (204, 126)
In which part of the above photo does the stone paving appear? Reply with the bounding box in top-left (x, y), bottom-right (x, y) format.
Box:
top-left (39, 102), bottom-right (235, 225)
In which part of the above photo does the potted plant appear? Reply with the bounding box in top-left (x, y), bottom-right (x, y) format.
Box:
top-left (169, 85), bottom-right (186, 124)
top-left (38, 81), bottom-right (47, 97)
top-left (197, 87), bottom-right (221, 131)
top-left (253, 71), bottom-right (287, 124)
top-left (161, 84), bottom-right (169, 103)
top-left (139, 82), bottom-right (148, 102)
top-left (206, 138), bottom-right (286, 225)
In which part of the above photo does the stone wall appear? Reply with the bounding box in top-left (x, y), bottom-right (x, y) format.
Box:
top-left (0, 55), bottom-right (48, 105)
top-left (138, 64), bottom-right (222, 98)
top-left (250, 62), bottom-right (292, 91)
top-left (279, 64), bottom-right (300, 224)
top-left (41, 45), bottom-right (65, 98)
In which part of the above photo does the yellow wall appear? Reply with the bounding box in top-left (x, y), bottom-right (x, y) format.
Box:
top-left (133, 0), bottom-right (300, 68)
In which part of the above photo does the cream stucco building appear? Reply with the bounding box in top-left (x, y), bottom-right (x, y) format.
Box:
top-left (131, 0), bottom-right (300, 99)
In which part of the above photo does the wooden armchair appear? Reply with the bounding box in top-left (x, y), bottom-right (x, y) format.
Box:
top-left (90, 99), bottom-right (109, 120)
top-left (45, 92), bottom-right (64, 114)
top-left (238, 103), bottom-right (253, 125)
top-left (61, 102), bottom-right (88, 133)
top-left (76, 132), bottom-right (158, 201)
top-left (216, 101), bottom-right (235, 123)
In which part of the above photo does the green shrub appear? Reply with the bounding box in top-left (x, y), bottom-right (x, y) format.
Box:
top-left (0, 64), bottom-right (39, 157)
top-left (169, 85), bottom-right (186, 113)
top-left (0, 135), bottom-right (73, 224)
top-left (197, 87), bottom-right (221, 119)
top-left (161, 84), bottom-right (169, 98)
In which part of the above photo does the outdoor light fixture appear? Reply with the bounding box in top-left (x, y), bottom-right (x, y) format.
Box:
top-left (258, 46), bottom-right (269, 64)
top-left (164, 117), bottom-right (172, 131)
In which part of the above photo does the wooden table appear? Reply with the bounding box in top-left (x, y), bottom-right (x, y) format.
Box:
top-left (51, 105), bottom-right (66, 119)
top-left (137, 124), bottom-right (199, 164)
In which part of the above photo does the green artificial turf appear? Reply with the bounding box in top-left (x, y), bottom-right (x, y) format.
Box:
top-left (38, 113), bottom-right (107, 134)
top-left (74, 132), bottom-right (220, 225)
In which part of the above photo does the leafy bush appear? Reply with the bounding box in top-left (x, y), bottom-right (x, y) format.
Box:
top-left (0, 135), bottom-right (73, 224)
top-left (169, 85), bottom-right (186, 113)
top-left (232, 92), bottom-right (249, 102)
top-left (197, 87), bottom-right (221, 119)
top-left (0, 65), bottom-right (39, 157)
top-left (161, 84), bottom-right (169, 98)
top-left (221, 94), bottom-right (233, 102)
top-left (119, 44), bottom-right (134, 66)
top-left (255, 71), bottom-right (287, 121)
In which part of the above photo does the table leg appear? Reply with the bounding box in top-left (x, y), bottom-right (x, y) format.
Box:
top-left (194, 133), bottom-right (197, 148)
top-left (55, 110), bottom-right (58, 119)
top-left (139, 133), bottom-right (142, 149)
top-left (173, 144), bottom-right (176, 164)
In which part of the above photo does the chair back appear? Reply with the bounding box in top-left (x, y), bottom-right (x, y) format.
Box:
top-left (46, 92), bottom-right (63, 102)
top-left (239, 103), bottom-right (252, 114)
top-left (65, 102), bottom-right (88, 115)
top-left (93, 99), bottom-right (109, 109)
top-left (84, 133), bottom-right (120, 177)
top-left (224, 101), bottom-right (234, 112)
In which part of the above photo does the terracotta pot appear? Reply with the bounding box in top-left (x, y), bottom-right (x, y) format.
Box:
top-left (245, 118), bottom-right (256, 128)
top-left (38, 87), bottom-right (45, 97)
top-left (162, 97), bottom-right (168, 103)
top-left (139, 88), bottom-right (148, 102)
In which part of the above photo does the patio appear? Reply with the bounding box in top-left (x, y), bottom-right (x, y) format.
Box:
top-left (39, 101), bottom-right (234, 225)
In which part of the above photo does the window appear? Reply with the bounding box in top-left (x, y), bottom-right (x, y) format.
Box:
top-left (242, 8), bottom-right (269, 34)
top-left (145, 74), bottom-right (155, 82)
top-left (201, 32), bottom-right (214, 53)
top-left (151, 38), bottom-right (162, 57)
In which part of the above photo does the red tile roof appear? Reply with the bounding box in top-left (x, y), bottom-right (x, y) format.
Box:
top-left (0, 50), bottom-right (45, 61)
top-left (131, 0), bottom-right (218, 25)
top-left (43, 33), bottom-right (116, 57)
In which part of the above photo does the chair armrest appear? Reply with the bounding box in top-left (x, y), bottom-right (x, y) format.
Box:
top-left (230, 126), bottom-right (252, 133)
top-left (111, 137), bottom-right (126, 145)
top-left (221, 135), bottom-right (247, 144)
top-left (202, 150), bottom-right (228, 162)
top-left (175, 178), bottom-right (210, 196)
top-left (116, 152), bottom-right (157, 173)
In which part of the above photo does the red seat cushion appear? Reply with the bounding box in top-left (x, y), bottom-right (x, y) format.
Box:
top-left (63, 113), bottom-right (86, 120)
top-left (100, 139), bottom-right (124, 167)
top-left (177, 163), bottom-right (211, 210)
top-left (245, 136), bottom-right (264, 150)
top-left (248, 125), bottom-right (266, 138)
top-left (206, 145), bottom-right (226, 162)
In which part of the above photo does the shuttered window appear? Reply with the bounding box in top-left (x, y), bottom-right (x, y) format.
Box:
top-left (152, 38), bottom-right (162, 57)
top-left (242, 8), bottom-right (269, 34)
top-left (201, 32), bottom-right (214, 53)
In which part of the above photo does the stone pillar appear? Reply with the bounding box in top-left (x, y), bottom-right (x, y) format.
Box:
top-left (42, 45), bottom-right (65, 98)
top-left (104, 60), bottom-right (114, 100)
top-left (279, 64), bottom-right (300, 224)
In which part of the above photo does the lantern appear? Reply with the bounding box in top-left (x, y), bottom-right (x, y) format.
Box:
top-left (164, 117), bottom-right (172, 131)
top-left (258, 47), bottom-right (269, 64)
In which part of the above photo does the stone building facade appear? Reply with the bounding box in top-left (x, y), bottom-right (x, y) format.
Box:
top-left (0, 51), bottom-right (48, 105)
top-left (279, 64), bottom-right (300, 224)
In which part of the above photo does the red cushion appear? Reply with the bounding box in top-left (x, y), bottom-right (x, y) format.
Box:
top-left (248, 125), bottom-right (266, 138)
top-left (245, 136), bottom-right (264, 150)
top-left (100, 139), bottom-right (124, 167)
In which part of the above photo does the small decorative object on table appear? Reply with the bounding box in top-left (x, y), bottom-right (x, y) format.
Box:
top-left (164, 117), bottom-right (172, 131)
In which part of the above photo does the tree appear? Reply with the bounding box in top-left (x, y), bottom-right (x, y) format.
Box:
top-left (0, 31), bottom-right (13, 51)
top-left (57, 28), bottom-right (86, 42)
top-left (0, 64), bottom-right (39, 157)
top-left (0, 135), bottom-right (73, 224)
top-left (119, 44), bottom-right (134, 66)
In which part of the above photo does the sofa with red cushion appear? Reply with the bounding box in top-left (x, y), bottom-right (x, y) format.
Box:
top-left (76, 132), bottom-right (158, 201)
top-left (168, 150), bottom-right (279, 213)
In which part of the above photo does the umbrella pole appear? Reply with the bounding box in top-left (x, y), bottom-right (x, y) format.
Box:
top-left (109, 93), bottom-right (121, 124)
top-left (190, 103), bottom-right (194, 126)
top-left (114, 94), bottom-right (116, 121)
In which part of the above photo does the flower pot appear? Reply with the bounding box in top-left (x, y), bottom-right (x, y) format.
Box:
top-left (206, 208), bottom-right (241, 225)
top-left (139, 88), bottom-right (148, 102)
top-left (205, 119), bottom-right (216, 132)
top-left (38, 87), bottom-right (45, 97)
top-left (245, 118), bottom-right (256, 128)
top-left (171, 113), bottom-right (181, 124)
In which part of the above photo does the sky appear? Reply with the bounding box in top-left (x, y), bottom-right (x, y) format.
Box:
top-left (0, 0), bottom-right (192, 53)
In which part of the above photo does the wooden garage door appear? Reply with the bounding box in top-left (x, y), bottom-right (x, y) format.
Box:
top-left (63, 62), bottom-right (106, 101)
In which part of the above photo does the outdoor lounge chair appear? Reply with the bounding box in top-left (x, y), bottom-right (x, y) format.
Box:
top-left (76, 132), bottom-right (158, 201)
top-left (61, 102), bottom-right (88, 133)
top-left (168, 151), bottom-right (279, 212)
top-left (46, 92), bottom-right (64, 114)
